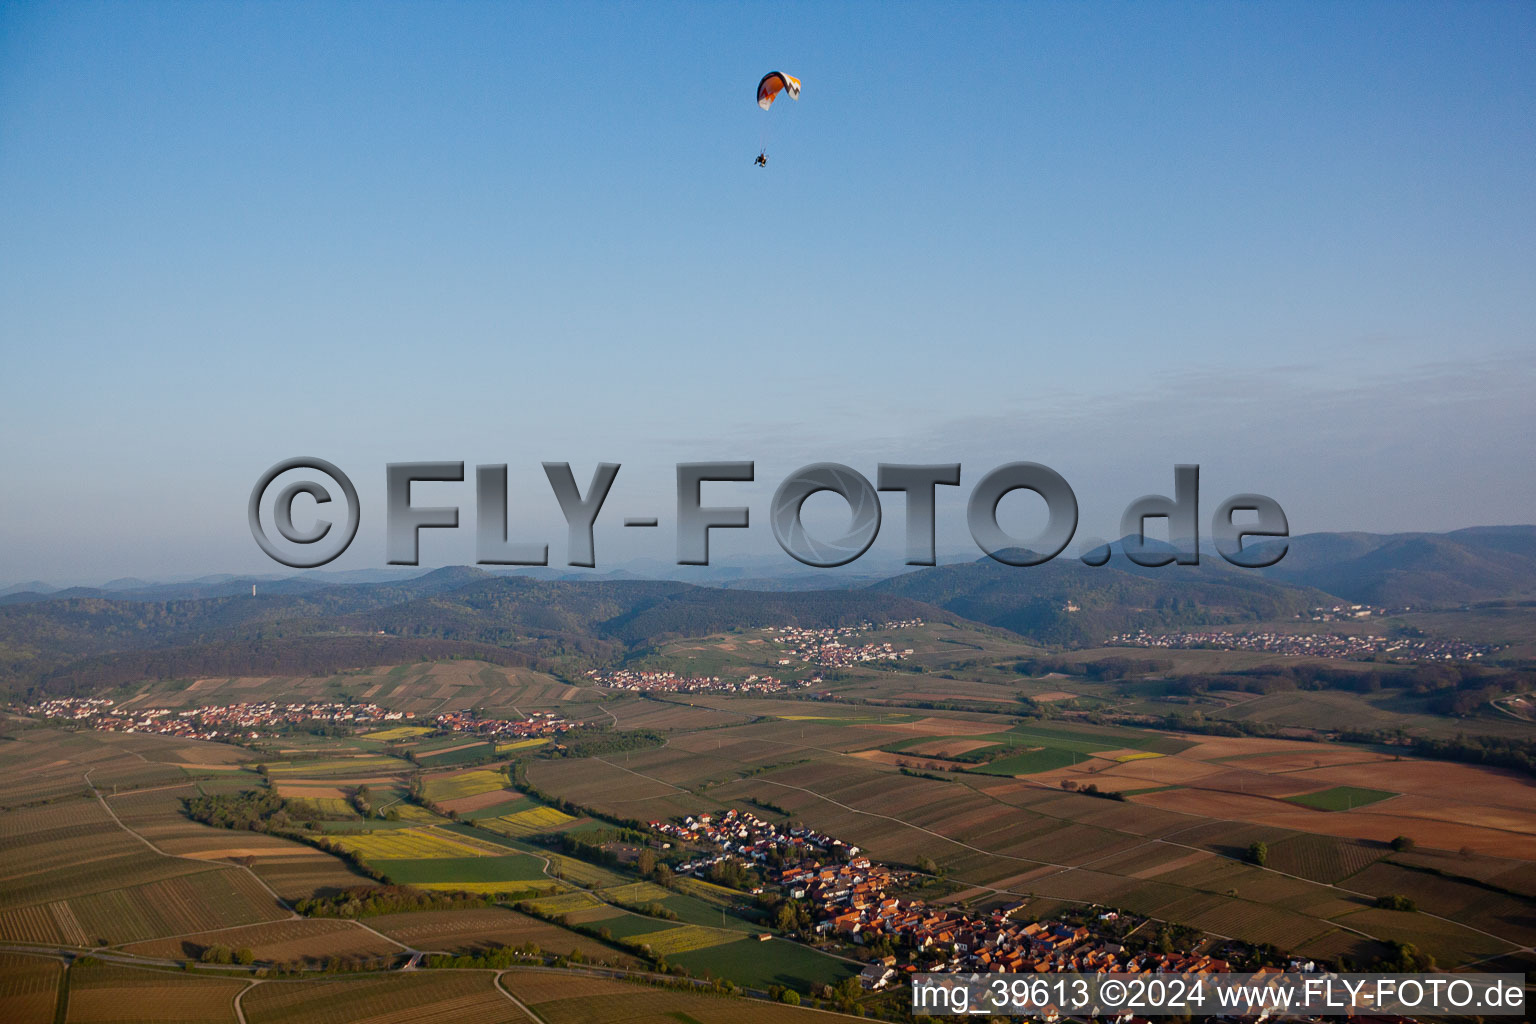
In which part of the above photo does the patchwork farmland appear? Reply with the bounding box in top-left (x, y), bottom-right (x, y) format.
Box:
top-left (3, 611), bottom-right (1534, 1017)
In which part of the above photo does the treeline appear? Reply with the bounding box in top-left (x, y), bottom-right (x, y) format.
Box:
top-left (541, 726), bottom-right (665, 759)
top-left (1016, 656), bottom-right (1172, 680)
top-left (513, 899), bottom-right (675, 965)
top-left (295, 885), bottom-right (531, 918)
top-left (744, 796), bottom-right (791, 817)
top-left (183, 789), bottom-right (399, 884)
top-left (1161, 662), bottom-right (1533, 705)
top-left (548, 826), bottom-right (649, 868)
top-left (1060, 780), bottom-right (1128, 801)
top-left (1140, 712), bottom-right (1536, 780)
top-left (183, 788), bottom-right (354, 832)
top-left (1338, 729), bottom-right (1536, 779)
top-left (423, 943), bottom-right (600, 971)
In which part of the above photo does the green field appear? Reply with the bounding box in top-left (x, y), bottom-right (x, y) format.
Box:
top-left (670, 937), bottom-right (856, 991)
top-left (460, 796), bottom-right (535, 819)
top-left (423, 769), bottom-right (508, 802)
top-left (371, 854), bottom-right (546, 885)
top-left (1285, 786), bottom-right (1398, 811)
top-left (883, 720), bottom-right (1192, 767)
top-left (415, 743), bottom-right (498, 766)
top-left (626, 923), bottom-right (741, 955)
top-left (589, 912), bottom-right (677, 940)
top-left (1003, 722), bottom-right (1194, 755)
top-left (969, 747), bottom-right (1079, 776)
top-left (332, 827), bottom-right (506, 860)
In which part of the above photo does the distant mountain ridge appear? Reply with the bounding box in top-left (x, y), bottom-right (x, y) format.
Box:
top-left (0, 571), bottom-right (944, 696)
top-left (1256, 525), bottom-right (1536, 606)
top-left (866, 542), bottom-right (1332, 646)
top-left (2, 527), bottom-right (1532, 696)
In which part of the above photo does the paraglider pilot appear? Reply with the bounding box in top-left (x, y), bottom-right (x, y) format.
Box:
top-left (754, 151), bottom-right (768, 167)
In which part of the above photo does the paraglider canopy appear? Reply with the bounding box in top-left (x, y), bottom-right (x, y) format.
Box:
top-left (757, 71), bottom-right (801, 111)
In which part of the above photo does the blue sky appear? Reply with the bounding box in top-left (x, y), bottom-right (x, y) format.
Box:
top-left (1, 2), bottom-right (1533, 582)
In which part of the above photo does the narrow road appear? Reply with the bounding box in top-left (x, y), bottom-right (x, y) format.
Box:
top-left (493, 970), bottom-right (547, 1022)
top-left (233, 978), bottom-right (261, 1024)
top-left (81, 768), bottom-right (416, 956)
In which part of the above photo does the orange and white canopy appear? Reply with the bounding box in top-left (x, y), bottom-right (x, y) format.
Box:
top-left (757, 71), bottom-right (801, 110)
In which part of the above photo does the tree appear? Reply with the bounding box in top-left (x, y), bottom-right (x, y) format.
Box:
top-left (1390, 835), bottom-right (1415, 852)
top-left (775, 902), bottom-right (799, 933)
top-left (1246, 841), bottom-right (1268, 866)
top-left (637, 848), bottom-right (656, 877)
top-left (235, 947), bottom-right (255, 965)
top-left (781, 989), bottom-right (802, 1005)
top-left (200, 944), bottom-right (233, 965)
top-left (833, 976), bottom-right (862, 1013)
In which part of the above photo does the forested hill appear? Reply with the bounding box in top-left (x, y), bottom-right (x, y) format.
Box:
top-left (0, 573), bottom-right (944, 697)
top-left (6, 525), bottom-right (1535, 697)
top-left (1256, 525), bottom-right (1536, 606)
top-left (867, 551), bottom-right (1329, 646)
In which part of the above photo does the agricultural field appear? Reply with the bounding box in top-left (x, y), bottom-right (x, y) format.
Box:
top-left (264, 755), bottom-right (411, 778)
top-left (363, 726), bottom-right (433, 742)
top-left (523, 685), bottom-right (1536, 969)
top-left (371, 854), bottom-right (547, 887)
top-left (121, 918), bottom-right (401, 965)
top-left (64, 959), bottom-right (246, 1024)
top-left (526, 891), bottom-right (606, 916)
top-left (969, 747), bottom-right (1078, 775)
top-left (480, 805), bottom-right (578, 837)
top-left (331, 827), bottom-right (511, 861)
top-left (494, 737), bottom-right (550, 755)
top-left (1283, 785), bottom-right (1398, 811)
top-left (424, 769), bottom-right (510, 803)
top-left (5, 606), bottom-right (1536, 1017)
top-left (0, 732), bottom-right (295, 950)
top-left (669, 937), bottom-right (855, 992)
top-left (0, 953), bottom-right (61, 1024)
top-left (366, 907), bottom-right (639, 965)
top-left (622, 923), bottom-right (739, 956)
top-left (239, 971), bottom-right (524, 1024)
top-left (497, 970), bottom-right (867, 1024)
top-left (251, 854), bottom-right (380, 901)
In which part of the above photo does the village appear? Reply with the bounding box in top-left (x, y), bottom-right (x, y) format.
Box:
top-left (27, 697), bottom-right (579, 744)
top-left (26, 697), bottom-right (409, 741)
top-left (770, 620), bottom-right (921, 668)
top-left (585, 619), bottom-right (921, 692)
top-left (1106, 628), bottom-right (1498, 661)
top-left (585, 667), bottom-right (814, 695)
top-left (651, 809), bottom-right (1318, 993)
top-left (427, 707), bottom-right (578, 739)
